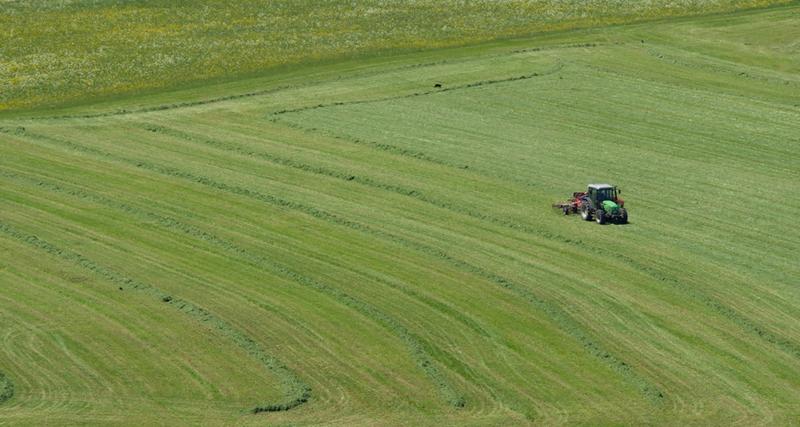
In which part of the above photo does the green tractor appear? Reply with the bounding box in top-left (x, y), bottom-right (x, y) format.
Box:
top-left (555, 184), bottom-right (628, 224)
top-left (578, 184), bottom-right (627, 224)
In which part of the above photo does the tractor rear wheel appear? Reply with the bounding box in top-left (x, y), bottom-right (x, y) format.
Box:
top-left (620, 208), bottom-right (628, 224)
top-left (580, 206), bottom-right (592, 221)
top-left (596, 210), bottom-right (606, 224)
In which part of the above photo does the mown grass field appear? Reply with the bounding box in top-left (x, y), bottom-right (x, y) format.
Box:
top-left (1, 2), bottom-right (800, 426)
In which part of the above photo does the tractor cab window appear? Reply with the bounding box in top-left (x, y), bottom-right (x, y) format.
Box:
top-left (596, 188), bottom-right (615, 202)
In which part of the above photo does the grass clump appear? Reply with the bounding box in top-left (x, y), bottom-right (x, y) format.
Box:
top-left (0, 372), bottom-right (13, 404)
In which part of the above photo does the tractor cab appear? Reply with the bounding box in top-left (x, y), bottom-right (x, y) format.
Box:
top-left (587, 184), bottom-right (621, 205)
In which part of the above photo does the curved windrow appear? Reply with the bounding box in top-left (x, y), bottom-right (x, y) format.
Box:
top-left (0, 169), bottom-right (465, 409)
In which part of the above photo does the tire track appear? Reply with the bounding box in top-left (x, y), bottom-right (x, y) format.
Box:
top-left (0, 221), bottom-right (310, 414)
top-left (0, 169), bottom-right (466, 408)
top-left (14, 130), bottom-right (665, 404)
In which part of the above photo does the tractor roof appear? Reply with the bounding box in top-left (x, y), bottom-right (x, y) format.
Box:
top-left (588, 183), bottom-right (614, 190)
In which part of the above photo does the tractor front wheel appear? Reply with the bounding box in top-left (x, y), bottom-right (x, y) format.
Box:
top-left (580, 206), bottom-right (592, 221)
top-left (596, 210), bottom-right (606, 225)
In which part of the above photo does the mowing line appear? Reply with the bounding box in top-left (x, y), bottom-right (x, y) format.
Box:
top-left (27, 84), bottom-right (296, 121)
top-left (0, 169), bottom-right (467, 409)
top-left (14, 130), bottom-right (665, 404)
top-left (0, 221), bottom-right (310, 414)
top-left (23, 43), bottom-right (562, 122)
top-left (267, 62), bottom-right (563, 118)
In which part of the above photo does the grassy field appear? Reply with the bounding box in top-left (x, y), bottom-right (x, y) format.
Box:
top-left (1, 2), bottom-right (800, 425)
top-left (0, 0), bottom-right (792, 112)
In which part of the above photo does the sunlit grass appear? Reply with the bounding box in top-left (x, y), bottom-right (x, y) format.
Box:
top-left (0, 0), bottom-right (791, 111)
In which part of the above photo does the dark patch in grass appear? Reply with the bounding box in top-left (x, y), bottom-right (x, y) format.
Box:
top-left (0, 372), bottom-right (13, 404)
top-left (510, 42), bottom-right (605, 54)
top-left (0, 126), bottom-right (26, 135)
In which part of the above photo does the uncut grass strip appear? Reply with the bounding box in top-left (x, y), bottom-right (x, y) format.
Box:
top-left (15, 131), bottom-right (664, 404)
top-left (22, 45), bottom-right (561, 122)
top-left (0, 170), bottom-right (466, 409)
top-left (0, 221), bottom-right (310, 414)
top-left (0, 372), bottom-right (13, 404)
top-left (20, 46), bottom-right (527, 122)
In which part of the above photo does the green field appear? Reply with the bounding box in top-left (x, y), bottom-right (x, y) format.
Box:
top-left (0, 0), bottom-right (792, 112)
top-left (1, 2), bottom-right (800, 425)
